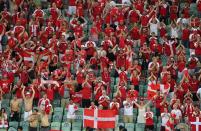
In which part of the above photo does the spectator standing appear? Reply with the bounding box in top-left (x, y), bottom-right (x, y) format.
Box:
top-left (28, 109), bottom-right (40, 131)
top-left (66, 99), bottom-right (78, 123)
top-left (22, 85), bottom-right (35, 121)
top-left (10, 95), bottom-right (20, 121)
top-left (123, 97), bottom-right (134, 123)
top-left (144, 107), bottom-right (154, 131)
top-left (0, 108), bottom-right (8, 129)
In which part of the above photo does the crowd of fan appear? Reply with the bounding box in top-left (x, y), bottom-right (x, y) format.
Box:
top-left (0, 0), bottom-right (201, 131)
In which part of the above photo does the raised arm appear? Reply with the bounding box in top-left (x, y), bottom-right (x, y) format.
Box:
top-left (22, 85), bottom-right (26, 99)
top-left (30, 85), bottom-right (35, 99)
top-left (133, 101), bottom-right (141, 108)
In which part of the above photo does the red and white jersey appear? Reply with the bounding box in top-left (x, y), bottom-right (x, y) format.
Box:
top-left (38, 98), bottom-right (50, 111)
top-left (33, 9), bottom-right (45, 18)
top-left (29, 23), bottom-right (39, 36)
top-left (99, 95), bottom-right (110, 107)
top-left (184, 103), bottom-right (194, 117)
top-left (145, 111), bottom-right (154, 125)
top-left (45, 26), bottom-right (54, 36)
top-left (1, 10), bottom-right (11, 21)
top-left (109, 102), bottom-right (120, 115)
top-left (13, 25), bottom-right (25, 37)
top-left (101, 39), bottom-right (113, 51)
top-left (85, 41), bottom-right (96, 47)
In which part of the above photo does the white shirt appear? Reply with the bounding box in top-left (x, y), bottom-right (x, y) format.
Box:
top-left (170, 27), bottom-right (179, 38)
top-left (171, 109), bottom-right (182, 119)
top-left (150, 23), bottom-right (158, 35)
top-left (123, 101), bottom-right (133, 116)
top-left (161, 113), bottom-right (170, 126)
top-left (67, 104), bottom-right (78, 119)
top-left (197, 88), bottom-right (201, 99)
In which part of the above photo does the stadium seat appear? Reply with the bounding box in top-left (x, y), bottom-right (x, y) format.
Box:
top-left (157, 123), bottom-right (161, 131)
top-left (52, 113), bottom-right (63, 122)
top-left (51, 122), bottom-right (61, 130)
top-left (9, 121), bottom-right (19, 129)
top-left (8, 127), bottom-right (17, 131)
top-left (20, 114), bottom-right (24, 121)
top-left (62, 114), bottom-right (67, 122)
top-left (52, 99), bottom-right (61, 107)
top-left (19, 121), bottom-right (29, 131)
top-left (77, 108), bottom-right (83, 115)
top-left (135, 123), bottom-right (145, 131)
top-left (1, 99), bottom-right (10, 108)
top-left (125, 123), bottom-right (135, 131)
top-left (54, 107), bottom-right (64, 114)
top-left (61, 122), bottom-right (71, 131)
top-left (72, 122), bottom-right (82, 131)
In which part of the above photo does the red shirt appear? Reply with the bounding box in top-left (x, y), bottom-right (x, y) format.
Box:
top-left (190, 79), bottom-right (199, 92)
top-left (69, 0), bottom-right (76, 6)
top-left (46, 88), bottom-right (54, 101)
top-left (154, 96), bottom-right (163, 108)
top-left (131, 76), bottom-right (139, 86)
top-left (76, 3), bottom-right (84, 16)
top-left (197, 0), bottom-right (201, 12)
top-left (159, 4), bottom-right (168, 16)
top-left (127, 89), bottom-right (138, 101)
top-left (177, 61), bottom-right (186, 72)
top-left (195, 45), bottom-right (201, 55)
top-left (15, 86), bottom-right (22, 98)
top-left (20, 71), bottom-right (29, 84)
top-left (145, 112), bottom-right (154, 125)
top-left (141, 15), bottom-right (149, 27)
top-left (119, 86), bottom-right (126, 100)
top-left (104, 27), bottom-right (114, 36)
top-left (110, 102), bottom-right (119, 115)
top-left (130, 26), bottom-right (140, 40)
top-left (82, 86), bottom-right (91, 99)
top-left (182, 28), bottom-right (190, 40)
top-left (76, 71), bottom-right (85, 84)
top-left (101, 71), bottom-right (111, 83)
top-left (129, 10), bottom-right (139, 23)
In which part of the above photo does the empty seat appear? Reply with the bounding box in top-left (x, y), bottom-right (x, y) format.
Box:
top-left (8, 127), bottom-right (17, 131)
top-left (72, 122), bottom-right (82, 131)
top-left (51, 122), bottom-right (61, 130)
top-left (54, 107), bottom-right (63, 114)
top-left (61, 122), bottom-right (71, 131)
top-left (135, 123), bottom-right (145, 131)
top-left (52, 113), bottom-right (62, 122)
top-left (1, 99), bottom-right (10, 108)
top-left (157, 123), bottom-right (161, 131)
top-left (125, 123), bottom-right (135, 131)
top-left (9, 121), bottom-right (18, 129)
top-left (62, 114), bottom-right (67, 122)
top-left (52, 99), bottom-right (61, 107)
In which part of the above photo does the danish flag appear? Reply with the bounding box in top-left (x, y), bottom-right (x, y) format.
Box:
top-left (83, 109), bottom-right (116, 129)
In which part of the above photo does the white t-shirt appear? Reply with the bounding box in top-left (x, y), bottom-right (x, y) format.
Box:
top-left (170, 27), bottom-right (179, 38)
top-left (171, 109), bottom-right (182, 119)
top-left (67, 104), bottom-right (77, 119)
top-left (161, 113), bottom-right (170, 126)
top-left (123, 101), bottom-right (133, 116)
top-left (150, 23), bottom-right (158, 36)
top-left (197, 88), bottom-right (201, 98)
